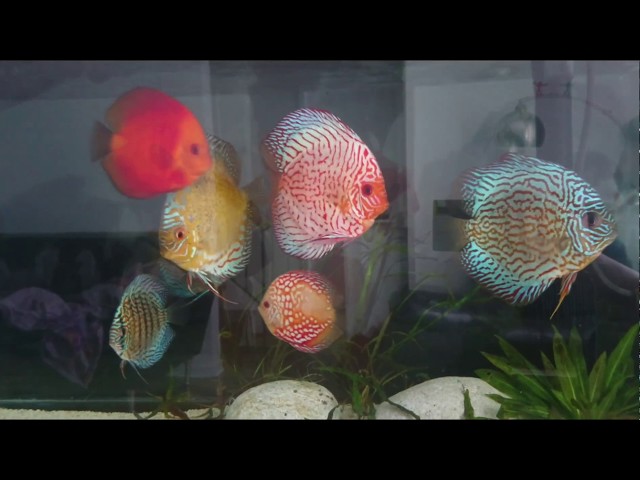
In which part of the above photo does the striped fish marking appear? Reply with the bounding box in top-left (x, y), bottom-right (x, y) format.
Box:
top-left (458, 153), bottom-right (617, 317)
top-left (159, 135), bottom-right (252, 301)
top-left (109, 274), bottom-right (175, 375)
top-left (258, 270), bottom-right (343, 353)
top-left (261, 108), bottom-right (388, 260)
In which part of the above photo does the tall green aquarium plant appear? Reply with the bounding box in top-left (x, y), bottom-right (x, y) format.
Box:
top-left (476, 323), bottom-right (639, 419)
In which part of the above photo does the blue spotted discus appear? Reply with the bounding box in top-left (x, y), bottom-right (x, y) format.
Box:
top-left (455, 153), bottom-right (617, 319)
top-left (109, 274), bottom-right (175, 378)
top-left (159, 135), bottom-right (253, 301)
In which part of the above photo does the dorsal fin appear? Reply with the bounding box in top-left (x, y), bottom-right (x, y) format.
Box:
top-left (261, 108), bottom-right (361, 173)
top-left (207, 134), bottom-right (241, 184)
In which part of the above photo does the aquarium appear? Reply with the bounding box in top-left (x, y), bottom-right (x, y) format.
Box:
top-left (0, 60), bottom-right (637, 420)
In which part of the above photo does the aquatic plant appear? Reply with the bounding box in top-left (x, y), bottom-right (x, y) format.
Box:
top-left (476, 323), bottom-right (639, 419)
top-left (134, 367), bottom-right (192, 420)
top-left (314, 275), bottom-right (484, 419)
top-left (213, 220), bottom-right (488, 418)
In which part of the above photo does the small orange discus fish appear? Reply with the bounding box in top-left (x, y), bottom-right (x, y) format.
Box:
top-left (91, 87), bottom-right (213, 199)
top-left (258, 270), bottom-right (343, 353)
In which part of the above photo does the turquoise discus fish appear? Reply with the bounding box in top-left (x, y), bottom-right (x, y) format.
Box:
top-left (109, 274), bottom-right (175, 377)
top-left (261, 108), bottom-right (389, 260)
top-left (457, 153), bottom-right (617, 318)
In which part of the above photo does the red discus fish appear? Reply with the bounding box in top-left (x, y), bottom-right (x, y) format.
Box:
top-left (91, 87), bottom-right (213, 199)
top-left (258, 270), bottom-right (343, 353)
top-left (261, 108), bottom-right (389, 260)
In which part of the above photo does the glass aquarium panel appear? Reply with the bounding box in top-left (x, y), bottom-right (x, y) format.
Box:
top-left (0, 60), bottom-right (637, 419)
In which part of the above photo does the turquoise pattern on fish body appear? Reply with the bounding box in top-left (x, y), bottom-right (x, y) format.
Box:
top-left (109, 274), bottom-right (175, 369)
top-left (156, 258), bottom-right (207, 298)
top-left (458, 153), bottom-right (616, 306)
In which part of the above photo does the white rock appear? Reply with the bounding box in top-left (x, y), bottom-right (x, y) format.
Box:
top-left (0, 407), bottom-right (220, 420)
top-left (329, 404), bottom-right (360, 420)
top-left (375, 376), bottom-right (501, 420)
top-left (224, 380), bottom-right (338, 420)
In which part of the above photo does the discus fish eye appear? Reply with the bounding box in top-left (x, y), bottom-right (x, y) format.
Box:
top-left (263, 301), bottom-right (270, 308)
top-left (361, 183), bottom-right (373, 196)
top-left (175, 227), bottom-right (187, 240)
top-left (190, 144), bottom-right (200, 156)
top-left (581, 211), bottom-right (602, 229)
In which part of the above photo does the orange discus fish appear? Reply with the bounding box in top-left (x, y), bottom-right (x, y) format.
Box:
top-left (159, 135), bottom-right (254, 301)
top-left (91, 87), bottom-right (213, 199)
top-left (258, 270), bottom-right (343, 353)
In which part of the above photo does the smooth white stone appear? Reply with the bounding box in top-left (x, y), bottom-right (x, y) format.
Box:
top-left (375, 376), bottom-right (501, 420)
top-left (224, 380), bottom-right (338, 420)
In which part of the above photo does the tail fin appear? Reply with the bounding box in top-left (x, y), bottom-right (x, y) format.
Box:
top-left (243, 175), bottom-right (274, 230)
top-left (432, 199), bottom-right (469, 252)
top-left (208, 134), bottom-right (241, 184)
top-left (90, 121), bottom-right (112, 162)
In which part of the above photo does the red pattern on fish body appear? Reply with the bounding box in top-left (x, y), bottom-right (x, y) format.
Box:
top-left (96, 87), bottom-right (213, 199)
top-left (258, 270), bottom-right (342, 353)
top-left (262, 108), bottom-right (388, 260)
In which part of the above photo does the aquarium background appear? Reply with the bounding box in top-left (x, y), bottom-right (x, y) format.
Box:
top-left (0, 60), bottom-right (636, 417)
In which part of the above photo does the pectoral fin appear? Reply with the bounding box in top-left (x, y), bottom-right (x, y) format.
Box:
top-left (549, 271), bottom-right (579, 320)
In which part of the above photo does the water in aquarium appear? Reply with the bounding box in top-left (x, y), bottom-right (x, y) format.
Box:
top-left (0, 60), bottom-right (637, 419)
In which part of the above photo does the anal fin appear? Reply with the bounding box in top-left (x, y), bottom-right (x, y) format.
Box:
top-left (461, 242), bottom-right (554, 305)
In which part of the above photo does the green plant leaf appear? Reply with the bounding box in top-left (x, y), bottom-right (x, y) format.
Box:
top-left (548, 388), bottom-right (580, 419)
top-left (496, 336), bottom-right (557, 391)
top-left (603, 323), bottom-right (639, 391)
top-left (567, 327), bottom-right (589, 397)
top-left (587, 352), bottom-right (607, 403)
top-left (476, 369), bottom-right (525, 400)
top-left (592, 379), bottom-right (625, 419)
top-left (551, 327), bottom-right (582, 406)
top-left (607, 394), bottom-right (639, 419)
top-left (609, 383), bottom-right (640, 418)
top-left (493, 398), bottom-right (550, 419)
top-left (540, 352), bottom-right (561, 390)
top-left (473, 324), bottom-right (638, 420)
top-left (481, 352), bottom-right (555, 404)
top-left (351, 383), bottom-right (363, 414)
top-left (617, 381), bottom-right (639, 405)
top-left (463, 389), bottom-right (475, 419)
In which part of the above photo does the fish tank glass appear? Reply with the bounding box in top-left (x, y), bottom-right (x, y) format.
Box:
top-left (0, 60), bottom-right (637, 420)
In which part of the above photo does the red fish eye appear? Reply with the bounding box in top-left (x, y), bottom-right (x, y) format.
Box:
top-left (582, 212), bottom-right (601, 229)
top-left (175, 228), bottom-right (186, 240)
top-left (190, 144), bottom-right (200, 155)
top-left (263, 301), bottom-right (270, 308)
top-left (361, 183), bottom-right (373, 196)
